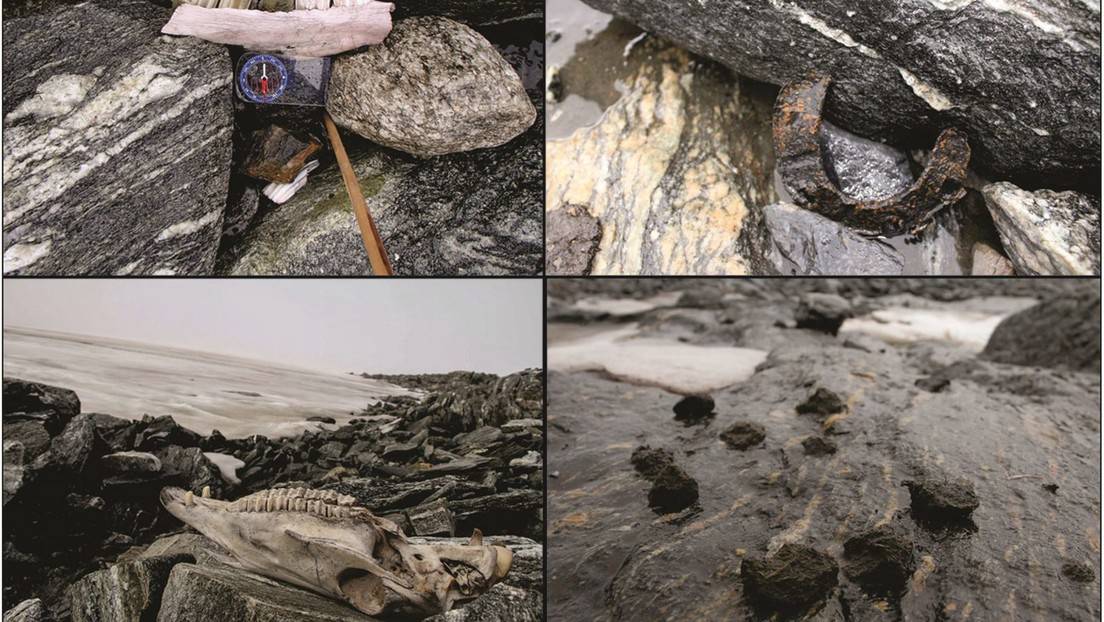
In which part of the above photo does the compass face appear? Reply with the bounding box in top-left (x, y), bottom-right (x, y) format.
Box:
top-left (238, 54), bottom-right (289, 104)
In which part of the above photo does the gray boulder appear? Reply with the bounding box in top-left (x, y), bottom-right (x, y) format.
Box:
top-left (69, 554), bottom-right (192, 622)
top-left (1, 422), bottom-right (50, 463)
top-left (327, 17), bottom-right (535, 158)
top-left (981, 181), bottom-right (1100, 275)
top-left (983, 291), bottom-right (1101, 372)
top-left (155, 563), bottom-right (376, 621)
top-left (424, 585), bottom-right (540, 622)
top-left (578, 0), bottom-right (1099, 184)
top-left (762, 203), bottom-right (904, 275)
top-left (2, 0), bottom-right (233, 275)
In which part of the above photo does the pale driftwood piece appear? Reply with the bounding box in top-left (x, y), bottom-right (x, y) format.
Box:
top-left (161, 2), bottom-right (394, 58)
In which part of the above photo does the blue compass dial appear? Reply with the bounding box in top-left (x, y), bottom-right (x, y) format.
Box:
top-left (238, 54), bottom-right (290, 104)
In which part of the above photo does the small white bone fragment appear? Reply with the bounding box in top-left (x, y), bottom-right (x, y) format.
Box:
top-left (161, 3), bottom-right (393, 58)
top-left (262, 160), bottom-right (319, 204)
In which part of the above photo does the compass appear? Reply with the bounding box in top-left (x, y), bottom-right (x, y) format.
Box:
top-left (237, 54), bottom-right (290, 104)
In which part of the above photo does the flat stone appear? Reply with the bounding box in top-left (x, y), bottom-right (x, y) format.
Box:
top-left (155, 563), bottom-right (376, 621)
top-left (101, 451), bottom-right (162, 475)
top-left (982, 181), bottom-right (1100, 275)
top-left (69, 554), bottom-right (191, 622)
top-left (407, 499), bottom-right (454, 536)
top-left (545, 205), bottom-right (602, 275)
top-left (243, 126), bottom-right (321, 184)
top-left (327, 17), bottom-right (535, 158)
top-left (3, 0), bottom-right (232, 275)
top-left (546, 40), bottom-right (776, 275)
top-left (762, 203), bottom-right (905, 276)
top-left (578, 0), bottom-right (1099, 184)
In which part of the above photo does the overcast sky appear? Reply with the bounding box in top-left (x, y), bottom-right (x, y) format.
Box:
top-left (4, 280), bottom-right (542, 375)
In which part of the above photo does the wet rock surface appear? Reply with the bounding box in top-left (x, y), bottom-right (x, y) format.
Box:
top-left (2, 0), bottom-right (233, 276)
top-left (3, 370), bottom-right (544, 621)
top-left (983, 290), bottom-right (1101, 372)
top-left (982, 181), bottom-right (1101, 275)
top-left (548, 278), bottom-right (1099, 621)
top-left (328, 17), bottom-right (535, 158)
top-left (761, 203), bottom-right (905, 276)
top-left (576, 0), bottom-right (1099, 185)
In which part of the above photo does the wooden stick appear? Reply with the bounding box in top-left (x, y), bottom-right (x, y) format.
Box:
top-left (323, 112), bottom-right (394, 276)
top-left (162, 3), bottom-right (393, 58)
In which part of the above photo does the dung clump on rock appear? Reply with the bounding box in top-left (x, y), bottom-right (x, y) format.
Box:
top-left (905, 476), bottom-right (979, 527)
top-left (741, 543), bottom-right (838, 614)
top-left (630, 445), bottom-right (675, 479)
top-left (796, 388), bottom-right (846, 416)
top-left (647, 464), bottom-right (699, 514)
top-left (842, 524), bottom-right (915, 596)
top-left (794, 293), bottom-right (853, 335)
top-left (631, 445), bottom-right (698, 514)
top-left (672, 394), bottom-right (715, 424)
top-left (719, 421), bottom-right (765, 450)
top-left (801, 436), bottom-right (837, 456)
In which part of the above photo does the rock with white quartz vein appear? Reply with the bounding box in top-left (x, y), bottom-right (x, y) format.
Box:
top-left (546, 40), bottom-right (776, 275)
top-left (981, 181), bottom-right (1100, 275)
top-left (2, 0), bottom-right (232, 276)
top-left (579, 0), bottom-right (1099, 186)
top-left (327, 16), bottom-right (536, 158)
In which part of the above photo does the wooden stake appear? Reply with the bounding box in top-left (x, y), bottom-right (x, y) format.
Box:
top-left (323, 112), bottom-right (394, 276)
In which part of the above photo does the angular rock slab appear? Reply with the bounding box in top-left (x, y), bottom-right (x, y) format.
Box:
top-left (156, 563), bottom-right (377, 621)
top-left (761, 203), bottom-right (905, 275)
top-left (70, 554), bottom-right (191, 622)
top-left (546, 42), bottom-right (776, 275)
top-left (327, 16), bottom-right (535, 158)
top-left (393, 0), bottom-right (540, 26)
top-left (579, 0), bottom-right (1100, 184)
top-left (981, 181), bottom-right (1100, 275)
top-left (2, 0), bottom-right (233, 275)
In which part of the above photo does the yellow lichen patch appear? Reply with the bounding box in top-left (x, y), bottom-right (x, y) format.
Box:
top-left (552, 512), bottom-right (590, 532)
top-left (910, 555), bottom-right (937, 592)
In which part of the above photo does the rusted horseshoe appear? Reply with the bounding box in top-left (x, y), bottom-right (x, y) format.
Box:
top-left (772, 74), bottom-right (971, 237)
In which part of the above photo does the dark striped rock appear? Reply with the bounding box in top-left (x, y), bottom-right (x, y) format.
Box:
top-left (579, 0), bottom-right (1099, 187)
top-left (393, 0), bottom-right (540, 26)
top-left (546, 40), bottom-right (776, 275)
top-left (2, 0), bottom-right (232, 275)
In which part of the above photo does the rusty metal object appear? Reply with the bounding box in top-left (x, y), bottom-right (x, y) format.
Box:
top-left (773, 75), bottom-right (971, 237)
